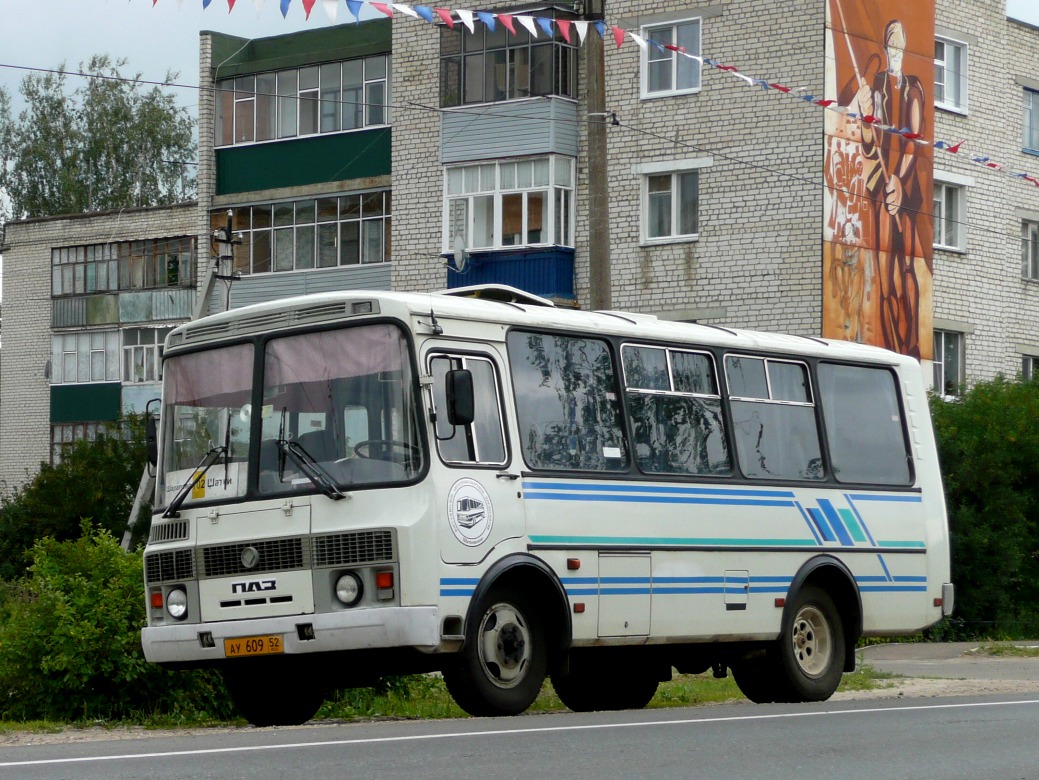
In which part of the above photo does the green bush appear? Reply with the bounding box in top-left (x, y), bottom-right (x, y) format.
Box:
top-left (931, 377), bottom-right (1039, 639)
top-left (0, 417), bottom-right (152, 581)
top-left (0, 525), bottom-right (232, 722)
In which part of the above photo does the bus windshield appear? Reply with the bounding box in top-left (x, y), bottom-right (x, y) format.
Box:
top-left (258, 323), bottom-right (423, 494)
top-left (157, 323), bottom-right (424, 509)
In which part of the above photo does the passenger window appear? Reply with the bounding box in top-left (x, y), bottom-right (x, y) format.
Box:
top-left (623, 345), bottom-right (731, 477)
top-left (430, 354), bottom-right (507, 465)
top-left (508, 331), bottom-right (629, 471)
top-left (818, 363), bottom-right (911, 485)
top-left (725, 355), bottom-right (823, 481)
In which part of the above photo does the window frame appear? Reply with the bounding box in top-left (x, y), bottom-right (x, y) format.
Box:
top-left (428, 352), bottom-right (509, 467)
top-left (1023, 354), bottom-right (1037, 382)
top-left (933, 179), bottom-right (966, 251)
top-left (932, 329), bottom-right (964, 397)
top-left (51, 238), bottom-right (195, 298)
top-left (1025, 88), bottom-right (1039, 154)
top-left (51, 330), bottom-right (120, 385)
top-left (443, 156), bottom-right (575, 252)
top-left (934, 36), bottom-right (968, 114)
top-left (1022, 220), bottom-right (1039, 281)
top-left (215, 55), bottom-right (391, 149)
top-left (640, 17), bottom-right (703, 100)
top-left (641, 169), bottom-right (700, 244)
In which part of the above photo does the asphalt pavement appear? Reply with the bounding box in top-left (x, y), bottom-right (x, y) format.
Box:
top-left (859, 641), bottom-right (1039, 681)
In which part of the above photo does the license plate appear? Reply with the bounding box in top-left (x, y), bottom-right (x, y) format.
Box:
top-left (224, 634), bottom-right (284, 658)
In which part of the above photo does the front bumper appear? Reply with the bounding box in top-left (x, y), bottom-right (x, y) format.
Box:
top-left (142, 606), bottom-right (440, 664)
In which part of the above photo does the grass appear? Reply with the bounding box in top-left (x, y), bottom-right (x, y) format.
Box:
top-left (967, 642), bottom-right (1039, 658)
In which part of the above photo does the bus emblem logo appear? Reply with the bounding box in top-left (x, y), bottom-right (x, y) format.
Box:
top-left (448, 479), bottom-right (494, 547)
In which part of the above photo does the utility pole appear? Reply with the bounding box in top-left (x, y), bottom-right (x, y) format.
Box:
top-left (584, 0), bottom-right (611, 311)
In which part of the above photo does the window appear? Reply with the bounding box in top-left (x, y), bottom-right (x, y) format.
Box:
top-left (817, 363), bottom-right (911, 485)
top-left (430, 354), bottom-right (507, 465)
top-left (933, 181), bottom-right (965, 250)
top-left (212, 191), bottom-right (391, 274)
top-left (445, 156), bottom-right (574, 251)
top-left (51, 422), bottom-right (109, 465)
top-left (440, 14), bottom-right (576, 107)
top-left (51, 331), bottom-right (120, 384)
top-left (1023, 355), bottom-right (1037, 381)
top-left (507, 330), bottom-right (628, 471)
top-left (933, 330), bottom-right (964, 396)
top-left (1022, 220), bottom-right (1039, 280)
top-left (1026, 89), bottom-right (1039, 153)
top-left (215, 55), bottom-right (391, 147)
top-left (934, 37), bottom-right (967, 112)
top-left (51, 238), bottom-right (195, 297)
top-left (641, 19), bottom-right (701, 98)
top-left (644, 171), bottom-right (699, 241)
top-left (123, 328), bottom-right (173, 384)
top-left (725, 355), bottom-right (823, 481)
top-left (622, 344), bottom-right (730, 476)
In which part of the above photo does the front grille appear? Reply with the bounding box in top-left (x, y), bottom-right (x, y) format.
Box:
top-left (200, 537), bottom-right (306, 578)
top-left (312, 530), bottom-right (396, 568)
top-left (149, 520), bottom-right (190, 544)
top-left (145, 549), bottom-right (195, 584)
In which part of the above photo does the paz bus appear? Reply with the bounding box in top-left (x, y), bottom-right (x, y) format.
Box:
top-left (141, 285), bottom-right (952, 725)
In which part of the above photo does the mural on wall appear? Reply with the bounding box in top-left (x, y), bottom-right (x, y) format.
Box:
top-left (823, 0), bottom-right (934, 360)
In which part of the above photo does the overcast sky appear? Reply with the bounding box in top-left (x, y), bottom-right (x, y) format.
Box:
top-left (1, 0), bottom-right (1037, 115)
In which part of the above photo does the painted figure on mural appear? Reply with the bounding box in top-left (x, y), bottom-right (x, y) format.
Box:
top-left (850, 19), bottom-right (927, 358)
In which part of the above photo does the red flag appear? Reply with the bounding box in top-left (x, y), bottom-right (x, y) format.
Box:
top-left (664, 44), bottom-right (685, 53)
top-left (371, 1), bottom-right (394, 15)
top-left (815, 99), bottom-right (835, 107)
top-left (768, 83), bottom-right (791, 93)
top-left (302, 0), bottom-right (315, 18)
top-left (498, 13), bottom-right (516, 35)
top-left (435, 8), bottom-right (454, 27)
top-left (947, 141), bottom-right (964, 153)
top-left (612, 26), bottom-right (625, 48)
top-left (716, 64), bottom-right (739, 71)
top-left (557, 19), bottom-right (572, 44)
top-left (227, 0), bottom-right (237, 10)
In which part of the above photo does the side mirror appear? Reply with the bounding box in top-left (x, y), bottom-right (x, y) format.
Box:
top-left (445, 369), bottom-right (475, 427)
top-left (145, 398), bottom-right (160, 467)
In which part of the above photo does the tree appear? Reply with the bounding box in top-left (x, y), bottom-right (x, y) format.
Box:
top-left (0, 417), bottom-right (151, 581)
top-left (0, 55), bottom-right (195, 220)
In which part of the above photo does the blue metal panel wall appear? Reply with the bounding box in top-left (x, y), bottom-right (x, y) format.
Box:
top-left (446, 248), bottom-right (574, 302)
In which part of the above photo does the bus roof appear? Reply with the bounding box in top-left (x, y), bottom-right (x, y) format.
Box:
top-left (168, 287), bottom-right (915, 369)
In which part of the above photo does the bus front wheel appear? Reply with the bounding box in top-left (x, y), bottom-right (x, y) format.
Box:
top-left (444, 587), bottom-right (547, 716)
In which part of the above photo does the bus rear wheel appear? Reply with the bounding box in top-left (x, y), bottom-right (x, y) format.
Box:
top-left (552, 658), bottom-right (658, 712)
top-left (776, 585), bottom-right (845, 702)
top-left (444, 587), bottom-right (547, 716)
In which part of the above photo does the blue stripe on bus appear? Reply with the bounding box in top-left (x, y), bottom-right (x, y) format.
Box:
top-left (845, 495), bottom-right (878, 546)
top-left (856, 576), bottom-right (890, 583)
top-left (440, 578), bottom-right (480, 585)
top-left (893, 575), bottom-right (928, 582)
top-left (522, 482), bottom-right (797, 499)
top-left (528, 535), bottom-right (817, 547)
top-left (877, 540), bottom-right (927, 548)
top-left (440, 589), bottom-right (475, 597)
top-left (877, 554), bottom-right (893, 581)
top-left (524, 491), bottom-right (796, 508)
top-left (818, 499), bottom-right (855, 546)
top-left (807, 508), bottom-right (836, 542)
top-left (794, 501), bottom-right (825, 545)
top-left (847, 493), bottom-right (923, 503)
top-left (859, 585), bottom-right (928, 592)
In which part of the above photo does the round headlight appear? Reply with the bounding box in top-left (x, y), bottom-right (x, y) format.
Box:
top-left (335, 572), bottom-right (363, 606)
top-left (166, 588), bottom-right (188, 620)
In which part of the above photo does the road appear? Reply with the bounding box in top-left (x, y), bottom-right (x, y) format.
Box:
top-left (2, 694), bottom-right (1039, 780)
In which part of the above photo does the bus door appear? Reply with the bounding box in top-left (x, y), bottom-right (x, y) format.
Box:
top-left (426, 349), bottom-right (523, 565)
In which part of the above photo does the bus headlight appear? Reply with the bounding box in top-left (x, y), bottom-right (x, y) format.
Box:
top-left (166, 587), bottom-right (188, 621)
top-left (335, 572), bottom-right (363, 607)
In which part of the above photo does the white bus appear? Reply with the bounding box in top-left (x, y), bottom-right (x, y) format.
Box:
top-left (141, 286), bottom-right (952, 725)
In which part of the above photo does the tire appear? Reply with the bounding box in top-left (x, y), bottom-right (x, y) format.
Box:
top-left (443, 587), bottom-right (547, 717)
top-left (552, 657), bottom-right (658, 712)
top-left (775, 585), bottom-right (845, 702)
top-left (222, 663), bottom-right (326, 727)
top-left (730, 652), bottom-right (793, 704)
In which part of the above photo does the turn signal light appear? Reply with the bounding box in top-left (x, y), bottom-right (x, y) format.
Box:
top-left (150, 591), bottom-right (164, 609)
top-left (375, 571), bottom-right (394, 590)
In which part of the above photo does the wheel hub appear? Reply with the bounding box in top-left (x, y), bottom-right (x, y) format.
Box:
top-left (791, 604), bottom-right (832, 678)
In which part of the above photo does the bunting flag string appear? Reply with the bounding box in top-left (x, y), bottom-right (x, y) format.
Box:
top-left (159, 0), bottom-right (1039, 188)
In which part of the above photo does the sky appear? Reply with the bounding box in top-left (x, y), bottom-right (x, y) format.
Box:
top-left (1, 0), bottom-right (1037, 115)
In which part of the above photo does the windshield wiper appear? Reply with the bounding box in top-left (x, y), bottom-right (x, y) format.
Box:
top-left (162, 446), bottom-right (227, 518)
top-left (277, 439), bottom-right (347, 501)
